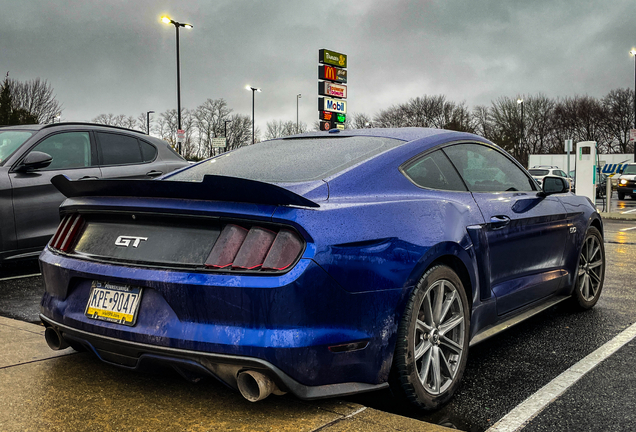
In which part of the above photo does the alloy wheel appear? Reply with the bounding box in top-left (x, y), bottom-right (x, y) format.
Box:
top-left (577, 234), bottom-right (603, 302)
top-left (413, 279), bottom-right (466, 395)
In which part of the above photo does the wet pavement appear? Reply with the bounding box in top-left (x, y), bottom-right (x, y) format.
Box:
top-left (1, 211), bottom-right (636, 431)
top-left (0, 318), bottom-right (451, 432)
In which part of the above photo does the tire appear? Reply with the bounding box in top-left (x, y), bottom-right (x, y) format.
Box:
top-left (618, 191), bottom-right (625, 200)
top-left (390, 265), bottom-right (470, 410)
top-left (571, 226), bottom-right (605, 310)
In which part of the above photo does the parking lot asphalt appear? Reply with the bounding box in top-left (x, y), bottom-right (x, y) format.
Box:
top-left (0, 316), bottom-right (451, 431)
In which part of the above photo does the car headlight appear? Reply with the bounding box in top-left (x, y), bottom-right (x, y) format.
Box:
top-left (620, 179), bottom-right (627, 185)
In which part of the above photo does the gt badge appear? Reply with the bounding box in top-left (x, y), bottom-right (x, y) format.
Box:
top-left (115, 236), bottom-right (148, 248)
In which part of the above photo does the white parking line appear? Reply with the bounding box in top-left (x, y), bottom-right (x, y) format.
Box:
top-left (621, 208), bottom-right (636, 214)
top-left (619, 226), bottom-right (636, 232)
top-left (0, 273), bottom-right (41, 282)
top-left (486, 321), bottom-right (636, 432)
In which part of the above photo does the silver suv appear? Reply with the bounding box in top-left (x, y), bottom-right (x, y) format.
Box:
top-left (528, 166), bottom-right (572, 188)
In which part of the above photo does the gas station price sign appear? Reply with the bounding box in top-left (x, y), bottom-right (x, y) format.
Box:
top-left (320, 111), bottom-right (346, 123)
top-left (318, 48), bottom-right (347, 130)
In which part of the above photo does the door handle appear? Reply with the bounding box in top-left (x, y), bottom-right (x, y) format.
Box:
top-left (490, 215), bottom-right (511, 229)
top-left (79, 176), bottom-right (99, 180)
top-left (146, 170), bottom-right (163, 178)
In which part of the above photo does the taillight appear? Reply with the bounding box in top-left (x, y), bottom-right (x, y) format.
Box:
top-left (50, 213), bottom-right (85, 252)
top-left (205, 224), bottom-right (304, 272)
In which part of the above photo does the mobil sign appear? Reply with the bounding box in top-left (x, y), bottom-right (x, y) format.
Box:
top-left (319, 97), bottom-right (347, 113)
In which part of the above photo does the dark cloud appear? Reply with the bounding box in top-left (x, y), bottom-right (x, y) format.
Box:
top-left (1, 0), bottom-right (634, 130)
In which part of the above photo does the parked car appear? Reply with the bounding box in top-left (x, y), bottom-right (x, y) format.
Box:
top-left (39, 128), bottom-right (604, 410)
top-left (529, 166), bottom-right (572, 188)
top-left (0, 123), bottom-right (188, 262)
top-left (617, 163), bottom-right (636, 200)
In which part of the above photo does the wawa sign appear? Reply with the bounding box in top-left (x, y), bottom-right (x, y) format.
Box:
top-left (318, 97), bottom-right (347, 114)
top-left (319, 81), bottom-right (347, 99)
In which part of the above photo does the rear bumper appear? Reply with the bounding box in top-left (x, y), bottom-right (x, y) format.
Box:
top-left (40, 314), bottom-right (387, 400)
top-left (39, 248), bottom-right (410, 391)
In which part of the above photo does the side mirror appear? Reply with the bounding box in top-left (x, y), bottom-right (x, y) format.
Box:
top-left (15, 151), bottom-right (53, 172)
top-left (539, 175), bottom-right (569, 197)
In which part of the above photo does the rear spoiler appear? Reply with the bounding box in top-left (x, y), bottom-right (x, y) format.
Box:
top-left (51, 174), bottom-right (320, 208)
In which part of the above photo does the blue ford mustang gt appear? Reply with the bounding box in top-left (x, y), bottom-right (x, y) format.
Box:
top-left (39, 128), bottom-right (604, 409)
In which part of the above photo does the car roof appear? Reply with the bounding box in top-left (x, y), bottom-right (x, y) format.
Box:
top-left (0, 122), bottom-right (146, 135)
top-left (288, 127), bottom-right (474, 143)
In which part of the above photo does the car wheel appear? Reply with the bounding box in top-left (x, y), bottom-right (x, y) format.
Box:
top-left (618, 192), bottom-right (625, 200)
top-left (390, 265), bottom-right (470, 410)
top-left (572, 226), bottom-right (605, 310)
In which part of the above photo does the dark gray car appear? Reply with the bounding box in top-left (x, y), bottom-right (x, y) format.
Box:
top-left (0, 123), bottom-right (189, 262)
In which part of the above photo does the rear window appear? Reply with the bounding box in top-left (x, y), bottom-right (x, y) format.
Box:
top-left (169, 136), bottom-right (404, 183)
top-left (529, 169), bottom-right (549, 176)
top-left (0, 130), bottom-right (33, 164)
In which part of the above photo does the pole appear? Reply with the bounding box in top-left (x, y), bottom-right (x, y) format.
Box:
top-left (296, 94), bottom-right (301, 133)
top-left (252, 89), bottom-right (255, 144)
top-left (176, 24), bottom-right (182, 154)
top-left (566, 139), bottom-right (571, 191)
top-left (520, 101), bottom-right (524, 163)
top-left (633, 55), bottom-right (636, 162)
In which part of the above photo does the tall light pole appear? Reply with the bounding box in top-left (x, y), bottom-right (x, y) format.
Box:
top-left (146, 110), bottom-right (154, 135)
top-left (161, 15), bottom-right (193, 154)
top-left (296, 94), bottom-right (302, 133)
top-left (245, 85), bottom-right (261, 144)
top-left (631, 49), bottom-right (636, 162)
top-left (517, 98), bottom-right (524, 161)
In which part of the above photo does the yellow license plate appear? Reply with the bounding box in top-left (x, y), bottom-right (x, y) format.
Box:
top-left (85, 281), bottom-right (143, 326)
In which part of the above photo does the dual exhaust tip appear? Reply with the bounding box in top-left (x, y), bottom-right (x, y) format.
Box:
top-left (45, 326), bottom-right (285, 403)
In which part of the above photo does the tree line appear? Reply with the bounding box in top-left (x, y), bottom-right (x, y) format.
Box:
top-left (342, 90), bottom-right (635, 166)
top-left (3, 72), bottom-right (634, 166)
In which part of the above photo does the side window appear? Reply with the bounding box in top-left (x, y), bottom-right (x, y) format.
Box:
top-left (402, 150), bottom-right (467, 191)
top-left (443, 143), bottom-right (536, 192)
top-left (557, 170), bottom-right (566, 177)
top-left (30, 132), bottom-right (92, 170)
top-left (97, 132), bottom-right (143, 166)
top-left (139, 141), bottom-right (158, 162)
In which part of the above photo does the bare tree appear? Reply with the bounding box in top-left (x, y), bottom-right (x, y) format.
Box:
top-left (602, 88), bottom-right (634, 154)
top-left (9, 77), bottom-right (63, 124)
top-left (264, 120), bottom-right (307, 139)
top-left (348, 112), bottom-right (373, 129)
top-left (194, 98), bottom-right (232, 158)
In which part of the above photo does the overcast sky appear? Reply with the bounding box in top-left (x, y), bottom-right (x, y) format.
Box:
top-left (2, 0), bottom-right (635, 132)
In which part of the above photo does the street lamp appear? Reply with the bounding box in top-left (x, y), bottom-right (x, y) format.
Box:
top-left (146, 110), bottom-right (154, 135)
top-left (161, 15), bottom-right (193, 154)
top-left (245, 85), bottom-right (261, 144)
top-left (296, 94), bottom-right (302, 134)
top-left (517, 98), bottom-right (524, 161)
top-left (630, 49), bottom-right (636, 162)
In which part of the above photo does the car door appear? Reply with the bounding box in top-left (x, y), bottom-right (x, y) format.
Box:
top-left (9, 131), bottom-right (102, 252)
top-left (443, 143), bottom-right (569, 315)
top-left (95, 132), bottom-right (166, 179)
